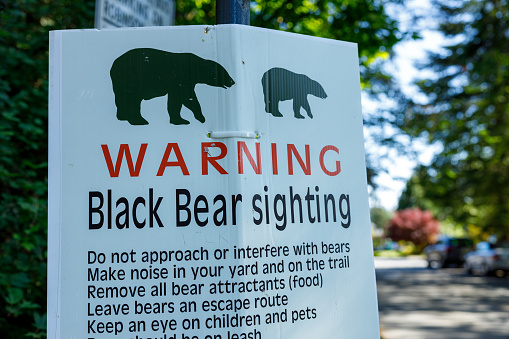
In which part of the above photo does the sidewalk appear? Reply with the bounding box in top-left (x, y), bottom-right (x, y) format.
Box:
top-left (374, 256), bottom-right (427, 269)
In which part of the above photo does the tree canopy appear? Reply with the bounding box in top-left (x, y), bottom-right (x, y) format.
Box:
top-left (0, 0), bottom-right (408, 337)
top-left (0, 1), bottom-right (96, 337)
top-left (370, 206), bottom-right (392, 229)
top-left (400, 0), bottom-right (509, 238)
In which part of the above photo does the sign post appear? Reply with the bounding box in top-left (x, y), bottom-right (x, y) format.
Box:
top-left (216, 0), bottom-right (250, 25)
top-left (48, 25), bottom-right (379, 339)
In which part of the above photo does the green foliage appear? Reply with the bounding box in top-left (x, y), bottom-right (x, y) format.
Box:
top-left (1, 1), bottom-right (406, 337)
top-left (373, 249), bottom-right (403, 257)
top-left (398, 166), bottom-right (438, 212)
top-left (370, 206), bottom-right (392, 229)
top-left (250, 0), bottom-right (401, 58)
top-left (397, 241), bottom-right (417, 256)
top-left (0, 0), bottom-right (95, 336)
top-left (401, 0), bottom-right (509, 237)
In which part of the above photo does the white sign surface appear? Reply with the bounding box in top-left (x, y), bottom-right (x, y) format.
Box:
top-left (95, 0), bottom-right (175, 28)
top-left (48, 25), bottom-right (379, 339)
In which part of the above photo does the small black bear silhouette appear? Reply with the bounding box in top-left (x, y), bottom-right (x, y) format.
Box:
top-left (261, 67), bottom-right (327, 119)
top-left (110, 48), bottom-right (235, 125)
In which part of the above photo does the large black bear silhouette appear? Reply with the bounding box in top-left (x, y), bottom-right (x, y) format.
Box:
top-left (261, 67), bottom-right (327, 119)
top-left (110, 48), bottom-right (235, 125)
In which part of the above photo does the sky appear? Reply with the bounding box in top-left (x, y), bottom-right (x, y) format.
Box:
top-left (366, 0), bottom-right (445, 211)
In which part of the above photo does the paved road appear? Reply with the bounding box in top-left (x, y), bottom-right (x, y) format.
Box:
top-left (375, 257), bottom-right (509, 339)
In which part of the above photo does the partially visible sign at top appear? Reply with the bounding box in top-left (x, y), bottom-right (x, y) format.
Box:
top-left (95, 0), bottom-right (175, 28)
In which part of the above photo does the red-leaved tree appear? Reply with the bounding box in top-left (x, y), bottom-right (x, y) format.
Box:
top-left (387, 208), bottom-right (440, 249)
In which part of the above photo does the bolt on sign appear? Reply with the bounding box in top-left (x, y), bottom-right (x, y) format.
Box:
top-left (48, 25), bottom-right (379, 339)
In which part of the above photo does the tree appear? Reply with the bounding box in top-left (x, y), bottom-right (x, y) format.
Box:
top-left (1, 1), bottom-right (407, 337)
top-left (400, 0), bottom-right (509, 237)
top-left (398, 166), bottom-right (438, 213)
top-left (0, 1), bottom-right (95, 337)
top-left (387, 208), bottom-right (440, 249)
top-left (370, 206), bottom-right (392, 229)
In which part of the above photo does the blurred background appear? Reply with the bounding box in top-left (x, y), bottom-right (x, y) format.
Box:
top-left (1, 0), bottom-right (508, 337)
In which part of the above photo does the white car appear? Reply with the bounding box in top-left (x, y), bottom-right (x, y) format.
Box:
top-left (464, 242), bottom-right (509, 276)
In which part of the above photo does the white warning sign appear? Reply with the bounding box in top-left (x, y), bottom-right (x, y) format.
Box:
top-left (48, 25), bottom-right (379, 339)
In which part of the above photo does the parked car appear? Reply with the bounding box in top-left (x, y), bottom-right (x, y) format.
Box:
top-left (464, 241), bottom-right (509, 276)
top-left (424, 236), bottom-right (473, 269)
top-left (374, 241), bottom-right (400, 251)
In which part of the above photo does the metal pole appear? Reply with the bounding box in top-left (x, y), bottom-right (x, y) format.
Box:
top-left (216, 0), bottom-right (250, 25)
